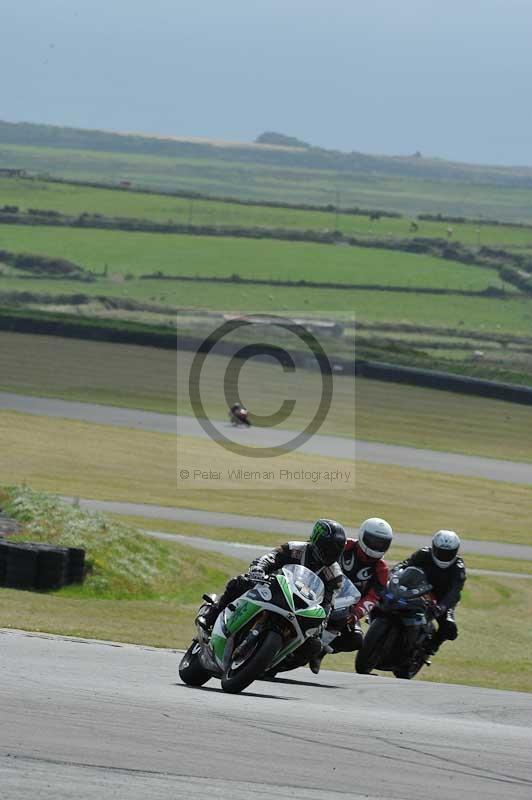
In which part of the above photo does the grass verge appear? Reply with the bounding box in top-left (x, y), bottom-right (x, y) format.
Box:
top-left (1, 486), bottom-right (244, 601)
top-left (0, 486), bottom-right (244, 648)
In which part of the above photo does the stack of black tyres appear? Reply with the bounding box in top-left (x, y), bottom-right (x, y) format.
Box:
top-left (0, 541), bottom-right (85, 590)
top-left (34, 544), bottom-right (69, 590)
top-left (65, 547), bottom-right (86, 584)
top-left (2, 542), bottom-right (39, 589)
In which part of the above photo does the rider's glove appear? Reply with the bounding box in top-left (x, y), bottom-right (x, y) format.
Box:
top-left (248, 566), bottom-right (267, 583)
top-left (348, 603), bottom-right (365, 623)
top-left (434, 603), bottom-right (447, 619)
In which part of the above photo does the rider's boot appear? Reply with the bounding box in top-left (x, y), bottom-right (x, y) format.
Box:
top-left (309, 643), bottom-right (333, 675)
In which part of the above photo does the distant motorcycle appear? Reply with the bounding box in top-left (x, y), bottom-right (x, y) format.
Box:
top-left (355, 566), bottom-right (436, 680)
top-left (229, 404), bottom-right (251, 427)
top-left (179, 564), bottom-right (327, 694)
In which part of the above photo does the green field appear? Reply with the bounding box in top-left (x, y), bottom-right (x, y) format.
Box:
top-left (3, 176), bottom-right (532, 247)
top-left (0, 222), bottom-right (511, 291)
top-left (3, 140), bottom-right (532, 221)
top-left (1, 175), bottom-right (531, 380)
top-left (3, 274), bottom-right (530, 337)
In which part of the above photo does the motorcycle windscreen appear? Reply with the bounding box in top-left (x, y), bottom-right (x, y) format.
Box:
top-left (332, 575), bottom-right (361, 609)
top-left (282, 564), bottom-right (325, 605)
top-left (392, 566), bottom-right (432, 597)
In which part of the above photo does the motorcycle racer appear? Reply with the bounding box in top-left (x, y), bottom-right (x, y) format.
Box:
top-left (309, 517), bottom-right (393, 672)
top-left (197, 519), bottom-right (345, 638)
top-left (392, 530), bottom-right (466, 653)
top-left (229, 402), bottom-right (250, 426)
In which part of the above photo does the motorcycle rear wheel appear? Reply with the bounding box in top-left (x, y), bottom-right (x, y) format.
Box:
top-left (221, 631), bottom-right (282, 694)
top-left (355, 618), bottom-right (395, 674)
top-left (179, 641), bottom-right (211, 686)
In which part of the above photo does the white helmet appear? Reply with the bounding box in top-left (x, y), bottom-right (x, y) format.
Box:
top-left (358, 518), bottom-right (393, 559)
top-left (431, 530), bottom-right (460, 569)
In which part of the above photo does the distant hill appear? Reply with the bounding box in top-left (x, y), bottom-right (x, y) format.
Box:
top-left (2, 119), bottom-right (532, 189)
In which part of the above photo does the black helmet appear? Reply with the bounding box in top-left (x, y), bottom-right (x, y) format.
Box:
top-left (309, 519), bottom-right (346, 566)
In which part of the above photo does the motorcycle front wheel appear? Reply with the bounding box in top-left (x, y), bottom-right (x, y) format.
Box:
top-left (221, 631), bottom-right (282, 694)
top-left (393, 653), bottom-right (426, 680)
top-left (179, 641), bottom-right (211, 687)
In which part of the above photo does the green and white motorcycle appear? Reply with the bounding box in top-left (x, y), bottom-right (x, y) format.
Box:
top-left (179, 564), bottom-right (327, 694)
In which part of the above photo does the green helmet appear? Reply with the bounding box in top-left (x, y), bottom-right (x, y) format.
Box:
top-left (309, 519), bottom-right (346, 566)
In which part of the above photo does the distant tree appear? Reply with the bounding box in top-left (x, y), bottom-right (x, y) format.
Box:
top-left (255, 132), bottom-right (310, 148)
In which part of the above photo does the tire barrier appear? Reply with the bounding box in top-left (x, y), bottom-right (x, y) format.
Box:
top-left (0, 542), bottom-right (10, 585)
top-left (34, 544), bottom-right (69, 590)
top-left (0, 541), bottom-right (85, 591)
top-left (65, 547), bottom-right (86, 585)
top-left (2, 543), bottom-right (38, 589)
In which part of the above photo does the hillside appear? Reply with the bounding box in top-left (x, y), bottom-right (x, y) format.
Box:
top-left (2, 120), bottom-right (532, 221)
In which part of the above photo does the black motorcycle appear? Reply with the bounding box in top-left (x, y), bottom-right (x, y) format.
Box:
top-left (355, 566), bottom-right (436, 680)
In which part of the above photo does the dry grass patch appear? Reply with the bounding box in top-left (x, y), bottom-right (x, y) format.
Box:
top-left (2, 411), bottom-right (531, 545)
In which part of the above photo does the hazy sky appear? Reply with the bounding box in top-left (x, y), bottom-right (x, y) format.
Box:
top-left (3, 0), bottom-right (532, 165)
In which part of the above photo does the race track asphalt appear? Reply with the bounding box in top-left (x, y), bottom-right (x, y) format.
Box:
top-left (1, 391), bottom-right (531, 484)
top-left (1, 630), bottom-right (530, 800)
